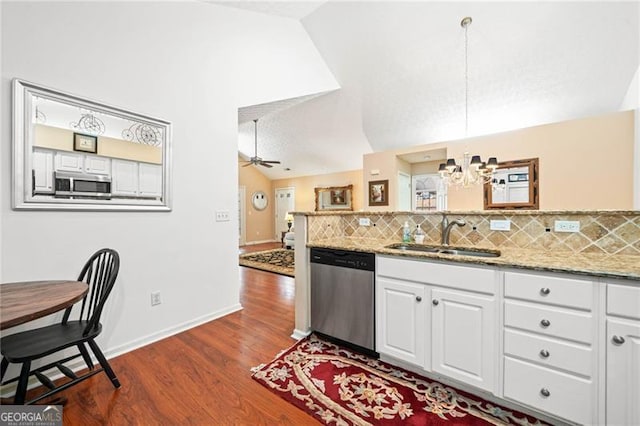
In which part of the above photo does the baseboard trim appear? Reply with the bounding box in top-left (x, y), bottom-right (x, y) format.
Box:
top-left (291, 328), bottom-right (311, 340)
top-left (242, 239), bottom-right (279, 246)
top-left (1, 304), bottom-right (243, 397)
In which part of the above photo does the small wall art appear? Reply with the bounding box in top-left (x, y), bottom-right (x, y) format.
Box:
top-left (368, 180), bottom-right (388, 206)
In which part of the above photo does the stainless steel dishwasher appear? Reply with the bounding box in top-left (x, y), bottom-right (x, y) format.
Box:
top-left (310, 248), bottom-right (376, 353)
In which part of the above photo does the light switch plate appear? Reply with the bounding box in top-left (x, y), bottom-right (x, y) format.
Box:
top-left (359, 217), bottom-right (371, 226)
top-left (490, 219), bottom-right (511, 231)
top-left (554, 220), bottom-right (580, 232)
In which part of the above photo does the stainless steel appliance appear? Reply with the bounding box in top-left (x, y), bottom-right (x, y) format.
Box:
top-left (310, 248), bottom-right (376, 353)
top-left (54, 171), bottom-right (111, 199)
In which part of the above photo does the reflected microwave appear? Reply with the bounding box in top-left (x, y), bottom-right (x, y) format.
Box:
top-left (54, 171), bottom-right (111, 199)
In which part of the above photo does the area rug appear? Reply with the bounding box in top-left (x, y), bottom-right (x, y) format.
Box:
top-left (251, 334), bottom-right (547, 426)
top-left (239, 249), bottom-right (294, 277)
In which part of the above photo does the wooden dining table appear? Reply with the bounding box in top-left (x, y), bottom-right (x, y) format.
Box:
top-left (0, 280), bottom-right (88, 330)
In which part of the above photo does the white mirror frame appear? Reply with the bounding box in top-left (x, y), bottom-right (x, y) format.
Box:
top-left (12, 78), bottom-right (172, 211)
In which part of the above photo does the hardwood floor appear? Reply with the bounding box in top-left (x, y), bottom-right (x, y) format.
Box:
top-left (57, 242), bottom-right (316, 424)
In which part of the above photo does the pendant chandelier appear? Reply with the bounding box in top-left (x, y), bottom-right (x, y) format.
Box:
top-left (439, 17), bottom-right (497, 188)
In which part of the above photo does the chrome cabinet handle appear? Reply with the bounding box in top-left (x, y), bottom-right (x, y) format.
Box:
top-left (540, 319), bottom-right (551, 328)
top-left (540, 388), bottom-right (551, 398)
top-left (612, 335), bottom-right (626, 345)
top-left (432, 299), bottom-right (439, 306)
top-left (416, 296), bottom-right (422, 302)
top-left (540, 287), bottom-right (551, 296)
top-left (539, 349), bottom-right (550, 358)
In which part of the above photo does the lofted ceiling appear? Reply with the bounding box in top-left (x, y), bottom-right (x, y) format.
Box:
top-left (223, 1), bottom-right (639, 180)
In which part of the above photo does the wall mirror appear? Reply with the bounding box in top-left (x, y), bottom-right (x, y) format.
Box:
top-left (12, 79), bottom-right (172, 211)
top-left (484, 158), bottom-right (539, 210)
top-left (314, 185), bottom-right (353, 211)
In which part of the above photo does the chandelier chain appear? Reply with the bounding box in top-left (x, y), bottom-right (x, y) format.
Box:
top-left (464, 18), bottom-right (469, 137)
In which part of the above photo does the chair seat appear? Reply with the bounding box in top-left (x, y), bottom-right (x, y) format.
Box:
top-left (1, 321), bottom-right (101, 363)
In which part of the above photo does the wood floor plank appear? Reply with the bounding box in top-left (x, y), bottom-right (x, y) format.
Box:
top-left (54, 242), bottom-right (317, 425)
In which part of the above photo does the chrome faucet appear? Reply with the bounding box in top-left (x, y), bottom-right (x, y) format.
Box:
top-left (441, 215), bottom-right (466, 246)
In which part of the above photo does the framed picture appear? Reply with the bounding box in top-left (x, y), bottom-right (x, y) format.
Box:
top-left (330, 189), bottom-right (347, 205)
top-left (368, 179), bottom-right (389, 206)
top-left (73, 133), bottom-right (98, 154)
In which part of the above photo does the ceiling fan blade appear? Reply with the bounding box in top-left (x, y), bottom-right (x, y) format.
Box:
top-left (261, 160), bottom-right (281, 164)
top-left (241, 163), bottom-right (253, 167)
top-left (259, 162), bottom-right (274, 168)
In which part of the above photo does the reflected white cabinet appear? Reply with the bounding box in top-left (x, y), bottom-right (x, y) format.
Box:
top-left (112, 160), bottom-right (162, 198)
top-left (111, 159), bottom-right (138, 196)
top-left (33, 149), bottom-right (54, 194)
top-left (138, 163), bottom-right (162, 197)
top-left (431, 288), bottom-right (495, 392)
top-left (54, 151), bottom-right (83, 172)
top-left (84, 155), bottom-right (111, 175)
top-left (376, 277), bottom-right (426, 367)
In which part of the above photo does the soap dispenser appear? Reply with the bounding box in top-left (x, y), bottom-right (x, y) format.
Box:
top-left (414, 224), bottom-right (425, 244)
top-left (402, 221), bottom-right (411, 243)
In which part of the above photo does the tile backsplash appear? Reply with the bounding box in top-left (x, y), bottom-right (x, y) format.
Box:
top-left (306, 211), bottom-right (640, 255)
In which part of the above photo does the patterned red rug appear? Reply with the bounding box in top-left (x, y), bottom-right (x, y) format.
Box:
top-left (252, 334), bottom-right (547, 425)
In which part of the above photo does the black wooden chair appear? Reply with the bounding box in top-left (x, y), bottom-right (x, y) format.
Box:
top-left (0, 248), bottom-right (121, 404)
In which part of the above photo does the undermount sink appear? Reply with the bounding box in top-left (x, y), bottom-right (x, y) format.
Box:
top-left (385, 243), bottom-right (501, 258)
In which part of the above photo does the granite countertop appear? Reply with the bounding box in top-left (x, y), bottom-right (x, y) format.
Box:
top-left (307, 237), bottom-right (640, 282)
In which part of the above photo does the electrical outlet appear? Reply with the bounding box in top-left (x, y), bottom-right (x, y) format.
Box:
top-left (215, 211), bottom-right (230, 222)
top-left (151, 291), bottom-right (161, 306)
top-left (554, 220), bottom-right (580, 233)
top-left (359, 218), bottom-right (371, 226)
top-left (490, 219), bottom-right (511, 231)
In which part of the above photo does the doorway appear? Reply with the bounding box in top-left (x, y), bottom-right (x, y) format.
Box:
top-left (275, 187), bottom-right (295, 240)
top-left (238, 186), bottom-right (246, 245)
top-left (398, 172), bottom-right (411, 211)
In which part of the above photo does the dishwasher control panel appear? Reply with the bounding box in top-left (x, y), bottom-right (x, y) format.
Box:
top-left (310, 248), bottom-right (375, 271)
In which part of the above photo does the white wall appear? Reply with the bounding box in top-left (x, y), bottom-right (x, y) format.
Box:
top-left (0, 1), bottom-right (337, 361)
top-left (620, 65), bottom-right (640, 208)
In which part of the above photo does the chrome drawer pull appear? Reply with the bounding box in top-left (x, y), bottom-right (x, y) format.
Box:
top-left (432, 299), bottom-right (439, 306)
top-left (416, 296), bottom-right (422, 302)
top-left (540, 319), bottom-right (551, 328)
top-left (540, 287), bottom-right (551, 296)
top-left (539, 349), bottom-right (550, 358)
top-left (540, 388), bottom-right (551, 398)
top-left (612, 335), bottom-right (626, 345)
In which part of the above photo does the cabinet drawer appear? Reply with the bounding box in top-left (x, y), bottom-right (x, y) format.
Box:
top-left (607, 283), bottom-right (640, 320)
top-left (504, 300), bottom-right (593, 344)
top-left (504, 271), bottom-right (593, 310)
top-left (504, 329), bottom-right (592, 377)
top-left (377, 255), bottom-right (495, 294)
top-left (504, 357), bottom-right (593, 425)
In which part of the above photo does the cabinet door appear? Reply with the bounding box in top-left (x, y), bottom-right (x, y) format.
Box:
top-left (431, 288), bottom-right (495, 392)
top-left (138, 163), bottom-right (162, 197)
top-left (84, 155), bottom-right (111, 175)
top-left (606, 318), bottom-right (640, 426)
top-left (111, 159), bottom-right (138, 196)
top-left (376, 278), bottom-right (426, 367)
top-left (32, 149), bottom-right (54, 193)
top-left (54, 151), bottom-right (84, 172)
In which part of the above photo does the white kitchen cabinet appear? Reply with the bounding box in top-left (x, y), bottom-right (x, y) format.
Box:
top-left (32, 149), bottom-right (54, 193)
top-left (111, 159), bottom-right (139, 196)
top-left (376, 277), bottom-right (426, 367)
top-left (54, 151), bottom-right (84, 172)
top-left (503, 271), bottom-right (597, 425)
top-left (138, 163), bottom-right (162, 197)
top-left (606, 282), bottom-right (640, 426)
top-left (84, 155), bottom-right (111, 175)
top-left (431, 288), bottom-right (495, 392)
top-left (376, 255), bottom-right (497, 392)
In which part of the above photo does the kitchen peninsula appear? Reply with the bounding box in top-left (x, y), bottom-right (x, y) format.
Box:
top-left (292, 210), bottom-right (640, 426)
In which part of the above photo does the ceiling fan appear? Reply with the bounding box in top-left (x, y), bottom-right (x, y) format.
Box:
top-left (241, 119), bottom-right (281, 168)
